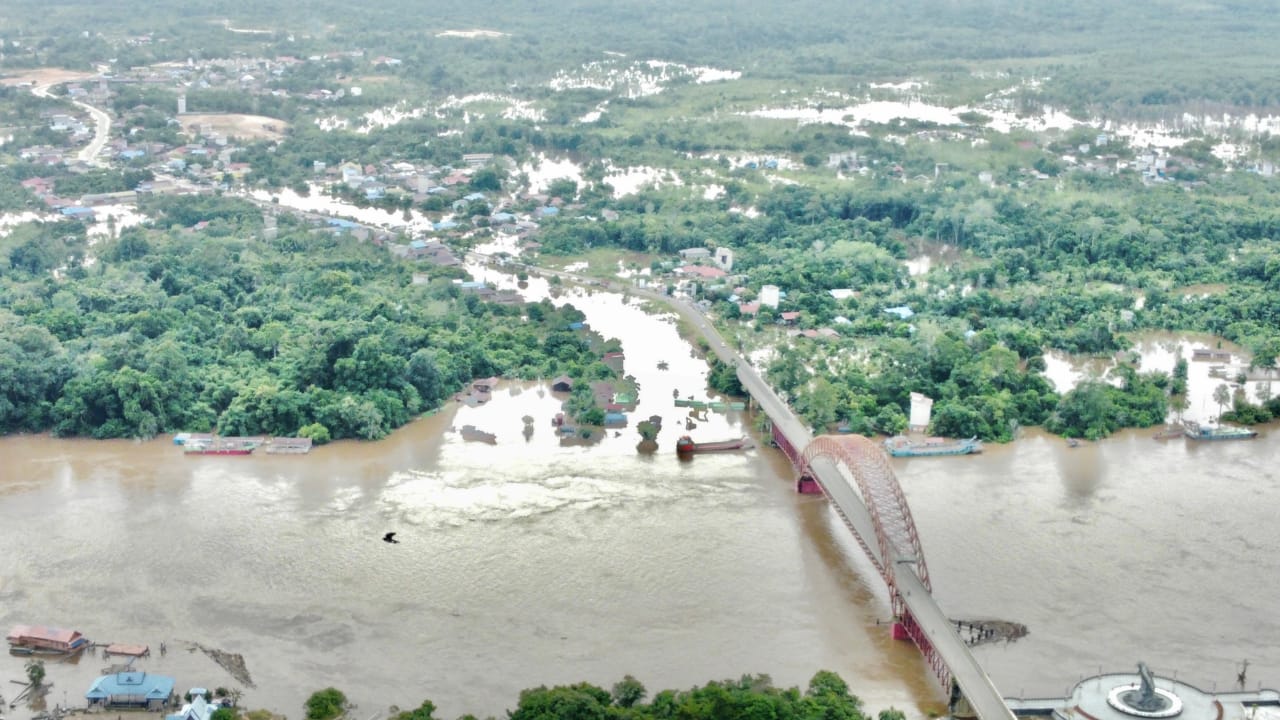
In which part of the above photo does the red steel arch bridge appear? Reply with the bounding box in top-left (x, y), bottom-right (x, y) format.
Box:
top-left (723, 355), bottom-right (1015, 720)
top-left (612, 289), bottom-right (1015, 720)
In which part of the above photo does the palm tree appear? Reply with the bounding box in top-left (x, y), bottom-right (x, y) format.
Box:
top-left (1213, 383), bottom-right (1232, 421)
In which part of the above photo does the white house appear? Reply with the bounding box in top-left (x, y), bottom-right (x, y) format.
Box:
top-left (715, 247), bottom-right (734, 271)
top-left (759, 284), bottom-right (781, 308)
top-left (909, 392), bottom-right (934, 432)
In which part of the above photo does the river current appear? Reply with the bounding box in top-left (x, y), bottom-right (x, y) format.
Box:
top-left (1, 282), bottom-right (1277, 720)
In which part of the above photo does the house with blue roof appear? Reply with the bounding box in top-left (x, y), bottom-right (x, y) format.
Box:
top-left (86, 672), bottom-right (176, 710)
top-left (538, 206), bottom-right (560, 217)
top-left (883, 305), bottom-right (915, 320)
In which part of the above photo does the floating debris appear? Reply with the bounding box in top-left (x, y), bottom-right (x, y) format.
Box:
top-left (951, 619), bottom-right (1027, 647)
top-left (187, 642), bottom-right (254, 688)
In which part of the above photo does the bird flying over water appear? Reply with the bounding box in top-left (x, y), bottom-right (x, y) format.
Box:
top-left (383, 532), bottom-right (399, 544)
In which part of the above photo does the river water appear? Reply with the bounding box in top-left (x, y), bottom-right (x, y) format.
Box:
top-left (1, 280), bottom-right (1277, 720)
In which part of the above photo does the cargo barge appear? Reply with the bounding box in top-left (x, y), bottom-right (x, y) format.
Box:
top-left (883, 436), bottom-right (983, 457)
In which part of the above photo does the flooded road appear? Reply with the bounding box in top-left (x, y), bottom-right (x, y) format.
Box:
top-left (1, 283), bottom-right (1277, 720)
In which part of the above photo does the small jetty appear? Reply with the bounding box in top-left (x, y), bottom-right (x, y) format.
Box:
top-left (461, 425), bottom-right (497, 443)
top-left (675, 435), bottom-right (754, 455)
top-left (102, 643), bottom-right (150, 657)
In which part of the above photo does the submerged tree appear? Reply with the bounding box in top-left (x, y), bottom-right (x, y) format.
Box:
top-left (25, 659), bottom-right (45, 688)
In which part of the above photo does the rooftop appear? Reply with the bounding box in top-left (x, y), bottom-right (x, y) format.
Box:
top-left (86, 672), bottom-right (176, 700)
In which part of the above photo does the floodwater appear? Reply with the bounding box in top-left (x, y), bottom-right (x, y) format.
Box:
top-left (1041, 331), bottom-right (1273, 422)
top-left (0, 288), bottom-right (936, 720)
top-left (1, 284), bottom-right (1278, 720)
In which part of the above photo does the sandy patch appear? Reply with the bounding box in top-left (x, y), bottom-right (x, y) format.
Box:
top-left (0, 68), bottom-right (96, 87)
top-left (178, 113), bottom-right (290, 141)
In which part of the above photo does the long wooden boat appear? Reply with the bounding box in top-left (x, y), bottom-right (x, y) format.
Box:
top-left (675, 435), bottom-right (753, 455)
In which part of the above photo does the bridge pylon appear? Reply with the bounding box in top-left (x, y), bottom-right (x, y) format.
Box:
top-left (796, 472), bottom-right (822, 494)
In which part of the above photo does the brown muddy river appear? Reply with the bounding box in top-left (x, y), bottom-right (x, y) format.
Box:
top-left (1, 284), bottom-right (1277, 720)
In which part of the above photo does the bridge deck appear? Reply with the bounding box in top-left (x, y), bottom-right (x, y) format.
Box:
top-left (598, 290), bottom-right (1015, 720)
top-left (897, 571), bottom-right (1015, 720)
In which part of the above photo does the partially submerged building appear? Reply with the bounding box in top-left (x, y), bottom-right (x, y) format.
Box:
top-left (86, 672), bottom-right (176, 710)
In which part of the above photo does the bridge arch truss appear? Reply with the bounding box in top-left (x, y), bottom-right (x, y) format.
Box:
top-left (799, 435), bottom-right (951, 688)
top-left (801, 435), bottom-right (931, 601)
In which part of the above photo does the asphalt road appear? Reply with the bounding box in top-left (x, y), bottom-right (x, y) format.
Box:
top-left (33, 83), bottom-right (112, 167)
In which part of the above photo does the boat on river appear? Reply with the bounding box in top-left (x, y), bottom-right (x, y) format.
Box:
top-left (883, 436), bottom-right (983, 457)
top-left (1182, 420), bottom-right (1257, 441)
top-left (675, 435), bottom-right (753, 455)
top-left (7, 624), bottom-right (89, 654)
top-left (183, 436), bottom-right (262, 455)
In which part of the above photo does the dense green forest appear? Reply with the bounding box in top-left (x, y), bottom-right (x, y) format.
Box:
top-left (0, 196), bottom-right (620, 440)
top-left (5, 0), bottom-right (1280, 112)
top-left (305, 671), bottom-right (889, 720)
